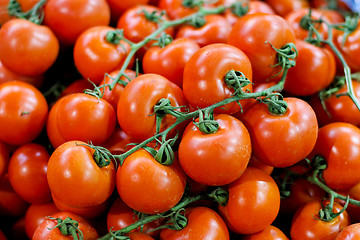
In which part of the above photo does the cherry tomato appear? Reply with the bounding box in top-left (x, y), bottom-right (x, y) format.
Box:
top-left (0, 142), bottom-right (9, 178)
top-left (0, 60), bottom-right (44, 88)
top-left (47, 141), bottom-right (116, 208)
top-left (142, 38), bottom-right (200, 87)
top-left (179, 114), bottom-right (251, 186)
top-left (183, 43), bottom-right (252, 114)
top-left (311, 122), bottom-right (360, 190)
top-left (242, 225), bottom-right (289, 240)
top-left (117, 73), bottom-right (188, 141)
top-left (241, 97), bottom-right (318, 168)
top-left (0, 175), bottom-right (29, 217)
top-left (158, 0), bottom-right (203, 20)
top-left (219, 167), bottom-right (280, 235)
top-left (265, 0), bottom-right (309, 17)
top-left (0, 19), bottom-right (59, 77)
top-left (46, 97), bottom-right (68, 149)
top-left (228, 13), bottom-right (295, 83)
top-left (107, 197), bottom-right (161, 237)
top-left (0, 81), bottom-right (48, 146)
top-left (24, 202), bottom-right (59, 239)
top-left (73, 26), bottom-right (133, 85)
top-left (116, 149), bottom-right (186, 214)
top-left (285, 39), bottom-right (335, 96)
top-left (55, 93), bottom-right (116, 145)
top-left (175, 14), bottom-right (232, 47)
top-left (284, 8), bottom-right (330, 40)
top-left (99, 69), bottom-right (137, 111)
top-left (32, 212), bottom-right (99, 240)
top-left (106, 0), bottom-right (150, 22)
top-left (43, 0), bottom-right (110, 45)
top-left (160, 207), bottom-right (230, 240)
top-left (310, 80), bottom-right (360, 127)
top-left (8, 143), bottom-right (51, 204)
top-left (335, 223), bottom-right (360, 240)
top-left (290, 200), bottom-right (350, 240)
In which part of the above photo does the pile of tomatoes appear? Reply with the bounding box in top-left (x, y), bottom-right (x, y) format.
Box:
top-left (1, 0), bottom-right (360, 239)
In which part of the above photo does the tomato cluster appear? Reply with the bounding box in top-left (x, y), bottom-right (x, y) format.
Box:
top-left (1, 0), bottom-right (360, 239)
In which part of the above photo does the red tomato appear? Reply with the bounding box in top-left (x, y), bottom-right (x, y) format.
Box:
top-left (143, 38), bottom-right (200, 87)
top-left (0, 142), bottom-right (9, 178)
top-left (0, 175), bottom-right (29, 216)
top-left (46, 97), bottom-right (68, 149)
top-left (0, 0), bottom-right (39, 25)
top-left (127, 232), bottom-right (155, 240)
top-left (158, 0), bottom-right (202, 20)
top-left (310, 122), bottom-right (360, 190)
top-left (219, 167), bottom-right (280, 235)
top-left (183, 43), bottom-right (252, 114)
top-left (175, 14), bottom-right (232, 47)
top-left (107, 197), bottom-right (161, 237)
top-left (8, 143), bottom-right (51, 204)
top-left (284, 39), bottom-right (335, 96)
top-left (247, 155), bottom-right (274, 175)
top-left (116, 5), bottom-right (174, 54)
top-left (55, 93), bottom-right (116, 145)
top-left (242, 225), bottom-right (289, 240)
top-left (73, 26), bottom-right (133, 85)
top-left (117, 149), bottom-right (186, 214)
top-left (106, 0), bottom-right (150, 22)
top-left (334, 23), bottom-right (360, 72)
top-left (43, 0), bottom-right (110, 45)
top-left (117, 73), bottom-right (188, 141)
top-left (0, 81), bottom-right (48, 146)
top-left (342, 182), bottom-right (360, 223)
top-left (102, 128), bottom-right (136, 155)
top-left (160, 207), bottom-right (229, 240)
top-left (47, 141), bottom-right (116, 208)
top-left (265, 0), bottom-right (309, 17)
top-left (290, 200), bottom-right (350, 240)
top-left (0, 60), bottom-right (44, 88)
top-left (0, 230), bottom-right (5, 240)
top-left (59, 79), bottom-right (94, 98)
top-left (24, 202), bottom-right (59, 239)
top-left (32, 212), bottom-right (99, 240)
top-left (335, 223), bottom-right (360, 240)
top-left (52, 193), bottom-right (109, 219)
top-left (0, 19), bottom-right (59, 77)
top-left (241, 97), bottom-right (318, 168)
top-left (284, 8), bottom-right (330, 40)
top-left (310, 80), bottom-right (360, 127)
top-left (179, 114), bottom-right (251, 186)
top-left (228, 13), bottom-right (295, 83)
top-left (99, 69), bottom-right (137, 111)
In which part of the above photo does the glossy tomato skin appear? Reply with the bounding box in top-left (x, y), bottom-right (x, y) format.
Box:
top-left (265, 0), bottom-right (309, 17)
top-left (106, 0), bottom-right (149, 22)
top-left (219, 167), bottom-right (280, 235)
top-left (310, 80), bottom-right (360, 127)
top-left (143, 38), bottom-right (200, 87)
top-left (32, 212), bottom-right (99, 240)
top-left (116, 149), bottom-right (186, 214)
top-left (117, 73), bottom-right (188, 141)
top-left (241, 225), bottom-right (289, 240)
top-left (43, 0), bottom-right (110, 45)
top-left (127, 232), bottom-right (155, 240)
top-left (0, 81), bottom-right (48, 146)
top-left (0, 175), bottom-right (29, 216)
top-left (0, 19), bottom-right (59, 77)
top-left (55, 93), bottom-right (116, 145)
top-left (8, 143), bottom-right (51, 204)
top-left (107, 197), bottom-right (161, 237)
top-left (158, 0), bottom-right (201, 19)
top-left (183, 43), bottom-right (252, 114)
top-left (0, 60), bottom-right (44, 88)
top-left (228, 13), bottom-right (295, 83)
top-left (178, 114), bottom-right (251, 186)
top-left (73, 26), bottom-right (133, 85)
top-left (310, 122), bottom-right (360, 190)
top-left (46, 97), bottom-right (68, 149)
top-left (160, 206), bottom-right (229, 240)
top-left (335, 223), bottom-right (360, 240)
top-left (175, 14), bottom-right (232, 47)
top-left (290, 200), bottom-right (350, 240)
top-left (241, 97), bottom-right (318, 168)
top-left (284, 40), bottom-right (335, 96)
top-left (24, 202), bottom-right (59, 239)
top-left (47, 141), bottom-right (116, 208)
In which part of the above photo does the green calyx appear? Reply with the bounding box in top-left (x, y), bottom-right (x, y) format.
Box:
top-left (260, 93), bottom-right (288, 116)
top-left (230, 1), bottom-right (249, 17)
top-left (193, 110), bottom-right (219, 134)
top-left (7, 0), bottom-right (47, 24)
top-left (207, 187), bottom-right (229, 207)
top-left (47, 217), bottom-right (84, 240)
top-left (225, 70), bottom-right (252, 96)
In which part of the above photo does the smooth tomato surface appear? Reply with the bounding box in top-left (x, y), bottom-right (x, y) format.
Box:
top-left (335, 223), bottom-right (360, 240)
top-left (242, 225), bottom-right (289, 240)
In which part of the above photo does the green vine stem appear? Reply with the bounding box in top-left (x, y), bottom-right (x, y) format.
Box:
top-left (47, 217), bottom-right (84, 240)
top-left (7, 0), bottom-right (47, 24)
